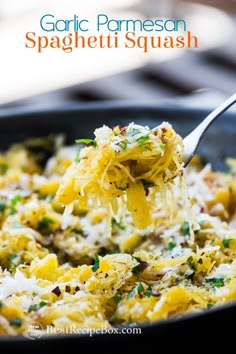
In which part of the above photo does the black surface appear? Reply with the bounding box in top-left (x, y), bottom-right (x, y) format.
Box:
top-left (0, 103), bottom-right (236, 352)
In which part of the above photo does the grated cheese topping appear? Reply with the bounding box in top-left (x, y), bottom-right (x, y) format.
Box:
top-left (0, 125), bottom-right (236, 335)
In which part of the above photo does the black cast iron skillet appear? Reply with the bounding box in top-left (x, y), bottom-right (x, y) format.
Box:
top-left (0, 102), bottom-right (235, 352)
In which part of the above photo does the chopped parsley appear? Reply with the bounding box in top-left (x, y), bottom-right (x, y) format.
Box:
top-left (168, 241), bottom-right (176, 251)
top-left (160, 142), bottom-right (166, 150)
top-left (136, 134), bottom-right (152, 150)
top-left (144, 286), bottom-right (152, 297)
top-left (181, 221), bottom-right (190, 236)
top-left (113, 293), bottom-right (122, 304)
top-left (0, 301), bottom-right (4, 308)
top-left (222, 239), bottom-right (233, 248)
top-left (127, 282), bottom-right (145, 299)
top-left (10, 317), bottom-right (22, 328)
top-left (8, 253), bottom-right (18, 263)
top-left (0, 201), bottom-right (6, 213)
top-left (187, 256), bottom-right (196, 270)
top-left (0, 163), bottom-right (8, 175)
top-left (109, 311), bottom-right (118, 324)
top-left (92, 253), bottom-right (100, 272)
top-left (123, 315), bottom-right (133, 325)
top-left (207, 303), bottom-right (215, 310)
top-left (75, 139), bottom-right (97, 147)
top-left (38, 216), bottom-right (55, 234)
top-left (71, 228), bottom-right (86, 237)
top-left (206, 277), bottom-right (224, 288)
top-left (132, 257), bottom-right (148, 275)
top-left (9, 264), bottom-right (16, 272)
top-left (10, 195), bottom-right (22, 215)
top-left (112, 218), bottom-right (126, 230)
top-left (28, 301), bottom-right (47, 313)
top-left (118, 139), bottom-right (129, 150)
top-left (75, 149), bottom-right (81, 163)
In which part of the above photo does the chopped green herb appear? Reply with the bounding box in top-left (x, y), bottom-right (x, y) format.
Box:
top-left (38, 216), bottom-right (55, 234)
top-left (10, 195), bottom-right (22, 215)
top-left (181, 221), bottom-right (190, 236)
top-left (124, 315), bottom-right (133, 325)
top-left (9, 264), bottom-right (16, 272)
top-left (28, 301), bottom-right (47, 313)
top-left (109, 311), bottom-right (118, 324)
top-left (10, 317), bottom-right (22, 328)
top-left (160, 142), bottom-right (166, 150)
top-left (127, 282), bottom-right (145, 299)
top-left (112, 218), bottom-right (126, 230)
top-left (144, 287), bottom-right (152, 297)
top-left (0, 301), bottom-right (4, 308)
top-left (136, 134), bottom-right (152, 150)
top-left (8, 253), bottom-right (18, 263)
top-left (187, 256), bottom-right (196, 270)
top-left (72, 228), bottom-right (86, 236)
top-left (132, 256), bottom-right (142, 275)
top-left (136, 134), bottom-right (150, 144)
top-left (0, 163), bottom-right (8, 175)
top-left (75, 149), bottom-right (81, 163)
top-left (0, 201), bottom-right (6, 213)
top-left (207, 303), bottom-right (214, 310)
top-left (206, 277), bottom-right (224, 288)
top-left (113, 293), bottom-right (122, 304)
top-left (92, 253), bottom-right (100, 272)
top-left (118, 139), bottom-right (129, 150)
top-left (222, 239), bottom-right (233, 248)
top-left (75, 139), bottom-right (97, 147)
top-left (132, 258), bottom-right (149, 275)
top-left (10, 202), bottom-right (19, 215)
top-left (99, 248), bottom-right (120, 256)
top-left (168, 241), bottom-right (176, 251)
top-left (10, 195), bottom-right (22, 205)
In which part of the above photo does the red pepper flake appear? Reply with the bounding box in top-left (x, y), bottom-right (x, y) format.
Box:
top-left (51, 286), bottom-right (61, 297)
top-left (151, 233), bottom-right (162, 244)
top-left (120, 126), bottom-right (128, 135)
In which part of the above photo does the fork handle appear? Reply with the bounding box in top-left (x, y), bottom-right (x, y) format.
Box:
top-left (183, 92), bottom-right (236, 165)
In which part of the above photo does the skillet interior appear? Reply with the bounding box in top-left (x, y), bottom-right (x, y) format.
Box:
top-left (0, 102), bottom-right (235, 351)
